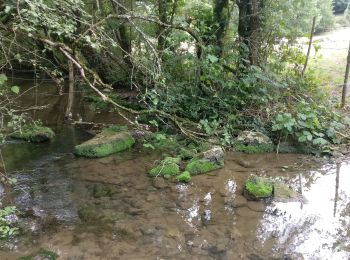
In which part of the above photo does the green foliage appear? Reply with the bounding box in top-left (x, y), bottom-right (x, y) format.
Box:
top-left (143, 133), bottom-right (178, 151)
top-left (0, 206), bottom-right (18, 239)
top-left (244, 175), bottom-right (273, 199)
top-left (272, 100), bottom-right (346, 150)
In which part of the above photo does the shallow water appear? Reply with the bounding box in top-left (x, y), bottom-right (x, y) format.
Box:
top-left (0, 80), bottom-right (350, 259)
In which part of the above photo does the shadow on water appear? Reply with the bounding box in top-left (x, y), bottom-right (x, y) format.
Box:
top-left (0, 80), bottom-right (350, 259)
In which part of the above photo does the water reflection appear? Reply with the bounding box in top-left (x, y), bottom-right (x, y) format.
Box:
top-left (258, 162), bottom-right (350, 259)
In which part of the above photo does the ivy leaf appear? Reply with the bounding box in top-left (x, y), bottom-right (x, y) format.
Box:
top-left (11, 86), bottom-right (20, 94)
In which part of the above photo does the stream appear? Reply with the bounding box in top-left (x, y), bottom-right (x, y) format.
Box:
top-left (0, 79), bottom-right (350, 259)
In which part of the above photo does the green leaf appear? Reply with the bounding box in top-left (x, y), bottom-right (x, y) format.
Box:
top-left (10, 86), bottom-right (20, 94)
top-left (0, 74), bottom-right (7, 85)
top-left (207, 54), bottom-right (218, 63)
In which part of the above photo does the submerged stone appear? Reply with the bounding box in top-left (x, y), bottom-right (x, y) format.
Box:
top-left (10, 124), bottom-right (55, 143)
top-left (176, 171), bottom-right (191, 182)
top-left (273, 182), bottom-right (299, 202)
top-left (244, 175), bottom-right (273, 200)
top-left (149, 157), bottom-right (181, 177)
top-left (19, 248), bottom-right (58, 260)
top-left (74, 127), bottom-right (135, 158)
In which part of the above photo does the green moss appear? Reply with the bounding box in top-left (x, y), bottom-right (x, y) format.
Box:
top-left (177, 171), bottom-right (191, 182)
top-left (244, 175), bottom-right (273, 199)
top-left (149, 157), bottom-right (180, 177)
top-left (185, 158), bottom-right (223, 175)
top-left (10, 124), bottom-right (55, 143)
top-left (75, 131), bottom-right (135, 158)
top-left (102, 125), bottom-right (128, 134)
top-left (234, 143), bottom-right (275, 153)
top-left (18, 249), bottom-right (58, 260)
top-left (179, 147), bottom-right (197, 160)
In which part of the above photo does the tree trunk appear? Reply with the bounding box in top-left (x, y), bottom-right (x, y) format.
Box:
top-left (236, 0), bottom-right (263, 66)
top-left (65, 60), bottom-right (74, 120)
top-left (157, 0), bottom-right (168, 53)
top-left (213, 0), bottom-right (229, 57)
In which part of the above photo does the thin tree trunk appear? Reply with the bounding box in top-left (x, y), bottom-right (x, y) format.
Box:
top-left (302, 16), bottom-right (316, 77)
top-left (157, 0), bottom-right (168, 53)
top-left (65, 60), bottom-right (74, 119)
top-left (341, 41), bottom-right (350, 108)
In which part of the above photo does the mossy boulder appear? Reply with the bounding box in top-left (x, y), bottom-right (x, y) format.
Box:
top-left (244, 175), bottom-right (273, 200)
top-left (74, 127), bottom-right (135, 158)
top-left (234, 131), bottom-right (274, 153)
top-left (177, 171), bottom-right (191, 182)
top-left (149, 157), bottom-right (181, 178)
top-left (10, 124), bottom-right (55, 143)
top-left (185, 158), bottom-right (223, 175)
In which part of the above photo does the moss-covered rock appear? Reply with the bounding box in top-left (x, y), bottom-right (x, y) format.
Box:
top-left (234, 131), bottom-right (274, 153)
top-left (10, 124), bottom-right (55, 143)
top-left (74, 127), bottom-right (135, 158)
top-left (177, 171), bottom-right (191, 182)
top-left (149, 157), bottom-right (181, 177)
top-left (234, 143), bottom-right (275, 153)
top-left (244, 175), bottom-right (273, 200)
top-left (185, 158), bottom-right (223, 175)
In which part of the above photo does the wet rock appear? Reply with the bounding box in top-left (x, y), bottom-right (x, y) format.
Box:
top-left (140, 227), bottom-right (158, 236)
top-left (201, 209), bottom-right (212, 226)
top-left (232, 195), bottom-right (247, 208)
top-left (93, 184), bottom-right (110, 198)
top-left (74, 126), bottom-right (135, 158)
top-left (234, 131), bottom-right (274, 153)
top-left (153, 177), bottom-right (169, 189)
top-left (273, 182), bottom-right (299, 202)
top-left (77, 206), bottom-right (104, 222)
top-left (236, 131), bottom-right (272, 145)
top-left (19, 248), bottom-right (58, 260)
top-left (10, 124), bottom-right (55, 143)
top-left (246, 201), bottom-right (265, 212)
top-left (243, 175), bottom-right (273, 200)
top-left (235, 158), bottom-right (254, 168)
top-left (202, 146), bottom-right (224, 162)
